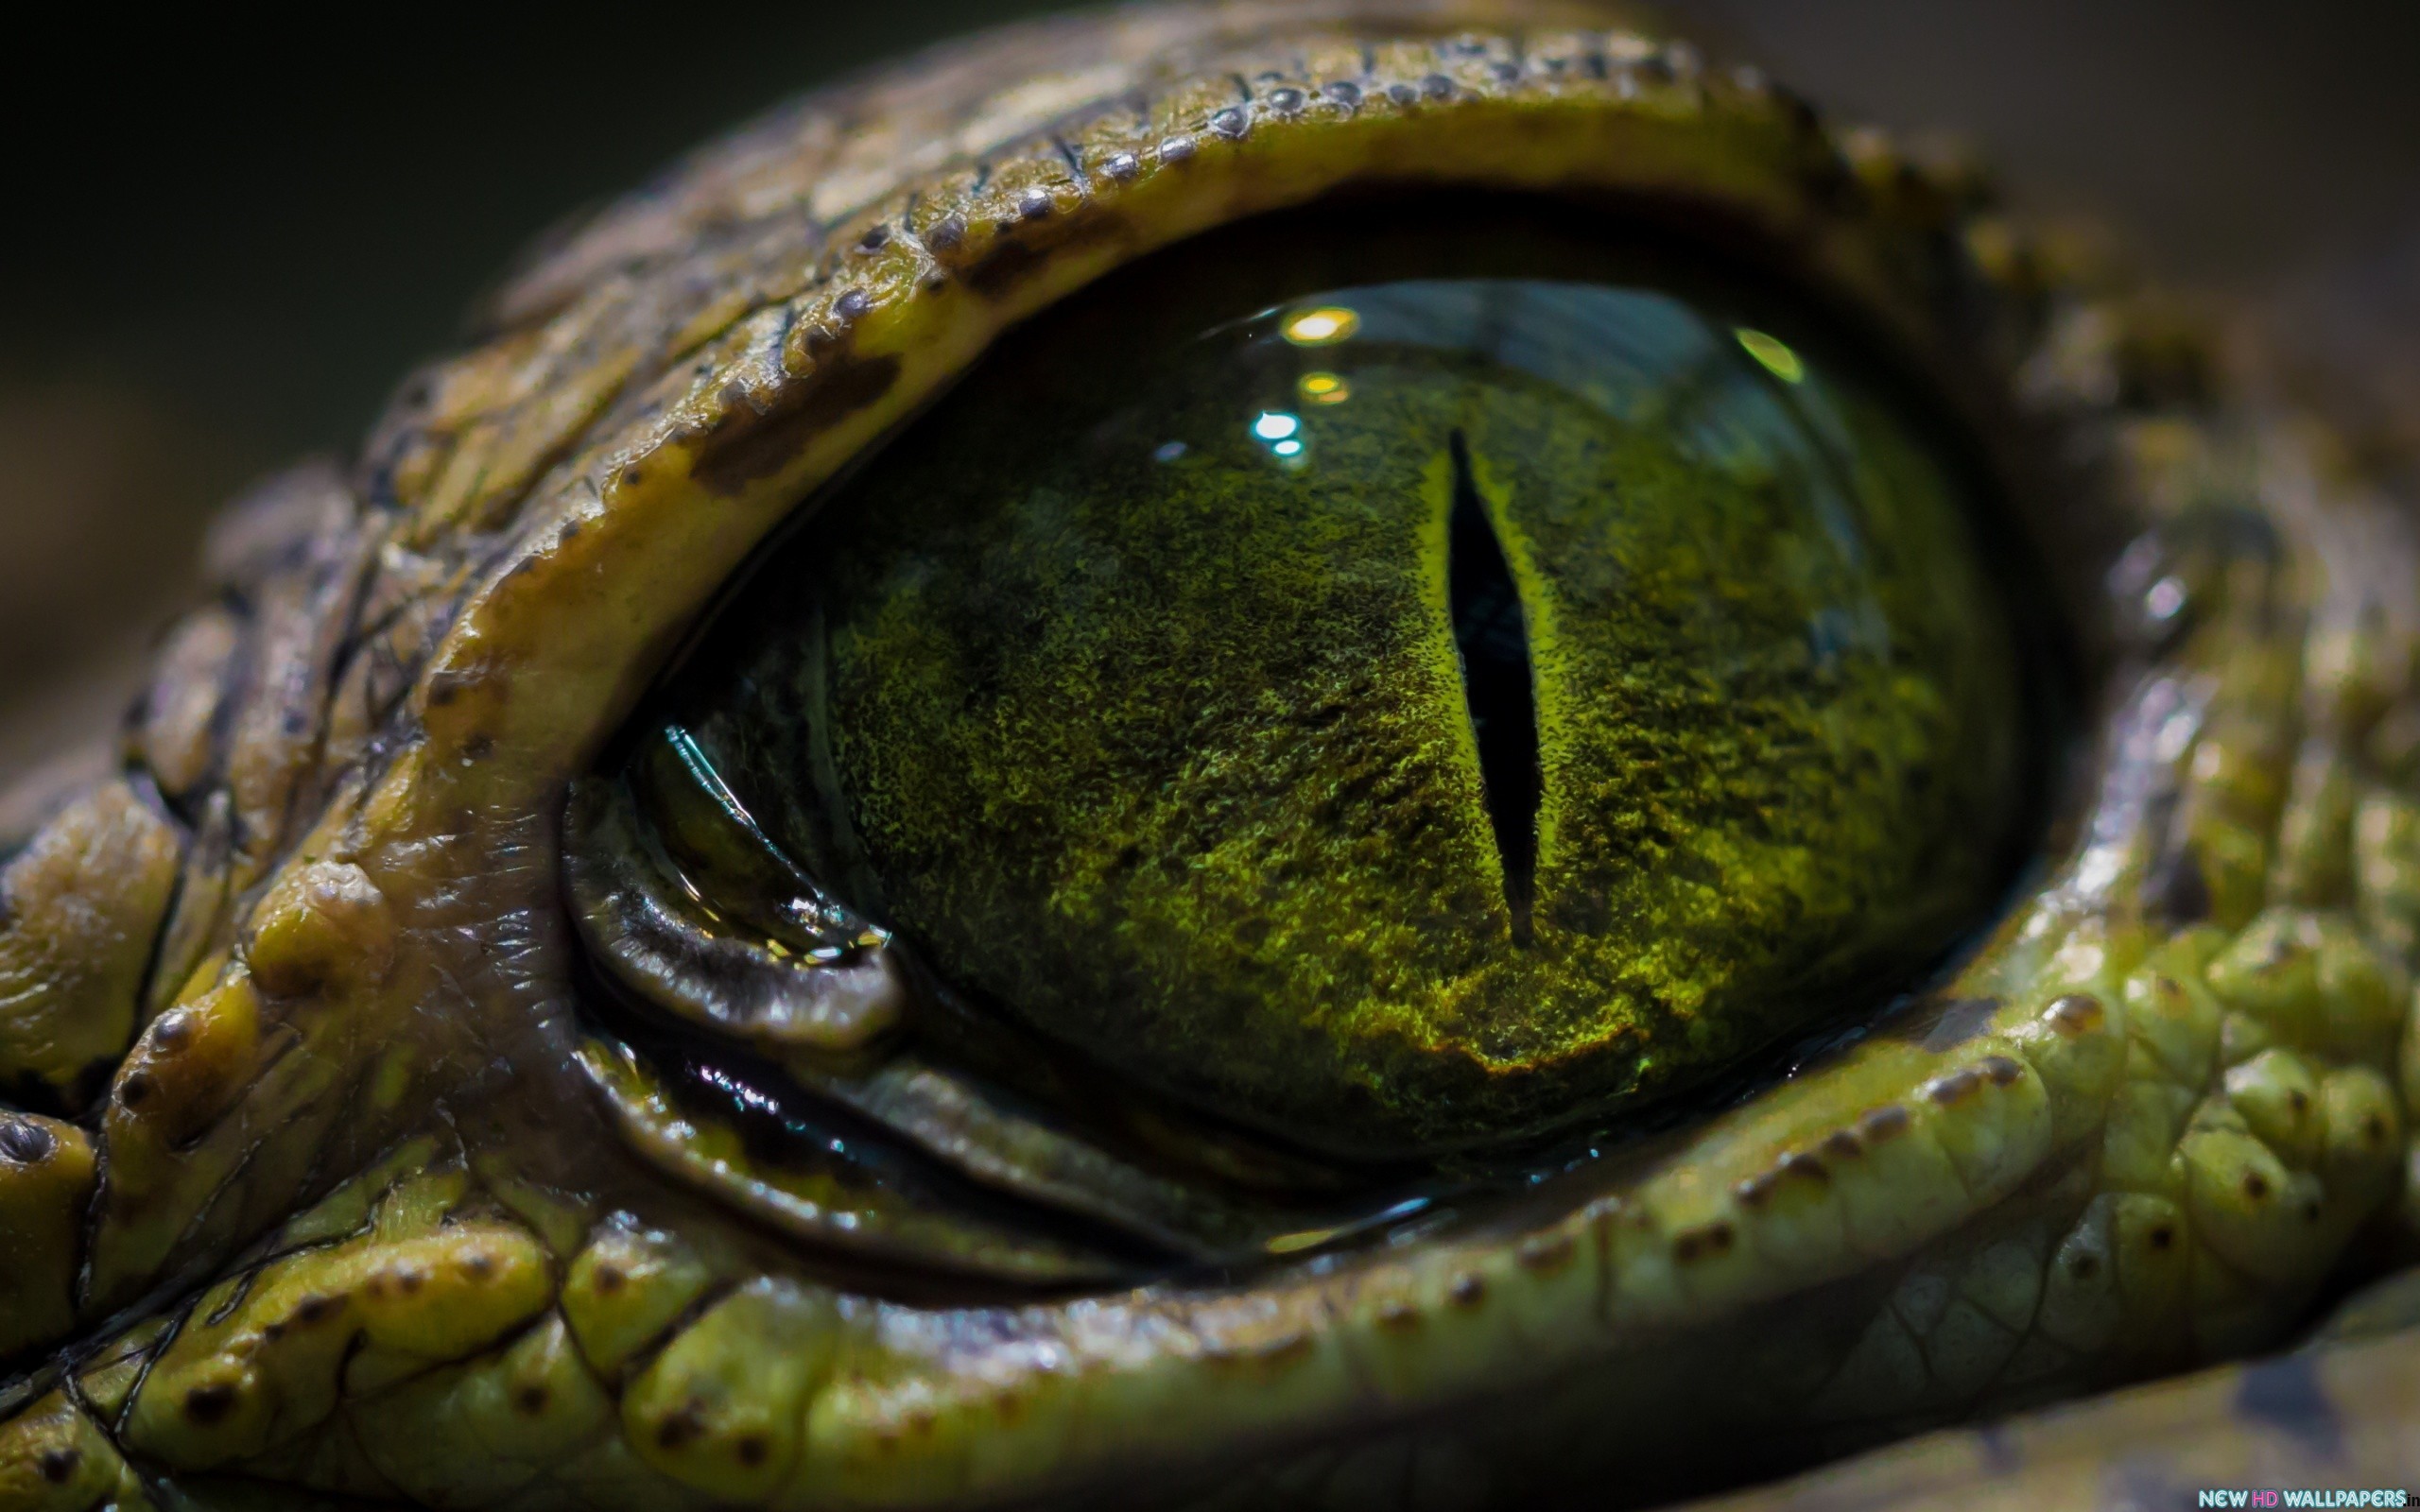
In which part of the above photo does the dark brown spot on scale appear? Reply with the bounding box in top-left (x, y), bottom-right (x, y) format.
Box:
top-left (1733, 1172), bottom-right (1777, 1208)
top-left (1101, 152), bottom-right (1140, 181)
top-left (151, 1009), bottom-right (194, 1053)
top-left (959, 207), bottom-right (1122, 301)
top-left (458, 1250), bottom-right (496, 1280)
top-left (834, 289), bottom-right (873, 322)
top-left (1376, 1299), bottom-right (1420, 1332)
top-left (38, 1448), bottom-right (78, 1484)
top-left (622, 465), bottom-right (645, 488)
top-left (691, 352), bottom-right (903, 495)
top-left (0, 1118), bottom-right (55, 1163)
top-left (459, 733), bottom-right (494, 764)
top-left (514, 1383), bottom-right (551, 1415)
top-left (293, 1293), bottom-right (340, 1325)
top-left (118, 1073), bottom-right (152, 1107)
top-left (1422, 74), bottom-right (1455, 99)
top-left (2301, 1198), bottom-right (2322, 1225)
top-left (856, 225), bottom-right (891, 253)
top-left (960, 237), bottom-right (1046, 298)
top-left (394, 1264), bottom-right (427, 1295)
top-left (1324, 80), bottom-right (1361, 107)
top-left (2149, 1223), bottom-right (2176, 1251)
top-left (1672, 1223), bottom-right (1735, 1263)
top-left (924, 215), bottom-right (966, 250)
top-left (1516, 1232), bottom-right (1576, 1272)
top-left (2045, 994), bottom-right (2104, 1037)
top-left (802, 323), bottom-right (840, 355)
top-left (1858, 1105), bottom-right (1911, 1143)
top-left (2288, 1089), bottom-right (2309, 1114)
top-left (2068, 1253), bottom-right (2100, 1279)
top-left (1927, 1069), bottom-right (1983, 1106)
top-left (1208, 107), bottom-right (1250, 140)
top-left (1266, 86), bottom-right (1305, 114)
top-left (656, 1405), bottom-right (704, 1451)
top-left (735, 1434), bottom-right (770, 1466)
top-left (1014, 189), bottom-right (1053, 221)
top-left (2242, 1170), bottom-right (2271, 1201)
top-left (1448, 1272), bottom-right (1486, 1307)
top-left (1821, 1129), bottom-right (1864, 1160)
top-left (592, 1263), bottom-right (627, 1295)
top-left (1388, 81), bottom-right (1419, 105)
top-left (1781, 1151), bottom-right (1831, 1184)
top-left (1980, 1055), bottom-right (2023, 1086)
top-left (2362, 1114), bottom-right (2389, 1147)
top-left (184, 1382), bottom-right (240, 1425)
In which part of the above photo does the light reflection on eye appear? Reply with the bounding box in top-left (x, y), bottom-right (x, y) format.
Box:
top-left (1734, 327), bottom-right (1806, 384)
top-left (1284, 306), bottom-right (1361, 345)
top-left (1299, 371), bottom-right (1351, 405)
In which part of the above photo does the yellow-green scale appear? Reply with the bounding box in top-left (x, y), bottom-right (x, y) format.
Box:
top-left (685, 272), bottom-right (2027, 1160)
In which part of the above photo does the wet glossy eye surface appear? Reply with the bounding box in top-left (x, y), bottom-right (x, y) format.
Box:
top-left (630, 211), bottom-right (2034, 1163)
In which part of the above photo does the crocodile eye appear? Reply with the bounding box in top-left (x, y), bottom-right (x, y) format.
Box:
top-left (575, 206), bottom-right (2037, 1163)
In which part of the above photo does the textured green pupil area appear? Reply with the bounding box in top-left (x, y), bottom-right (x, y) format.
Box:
top-left (708, 276), bottom-right (2024, 1159)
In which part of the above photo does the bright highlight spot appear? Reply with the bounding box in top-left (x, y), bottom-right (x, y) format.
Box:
top-left (1272, 438), bottom-right (1305, 456)
top-left (1299, 371), bottom-right (1351, 405)
top-left (1284, 306), bottom-right (1361, 346)
top-left (1253, 411), bottom-right (1301, 441)
top-left (1264, 1225), bottom-right (1344, 1255)
top-left (1735, 327), bottom-right (1806, 384)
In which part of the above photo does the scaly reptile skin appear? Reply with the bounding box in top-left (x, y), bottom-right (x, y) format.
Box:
top-left (4, 3), bottom-right (2419, 1507)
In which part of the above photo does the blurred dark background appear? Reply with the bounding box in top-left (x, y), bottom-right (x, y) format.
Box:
top-left (2, 1), bottom-right (2414, 776)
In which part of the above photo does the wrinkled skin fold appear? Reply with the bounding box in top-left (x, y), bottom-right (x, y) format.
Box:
top-left (4, 3), bottom-right (2420, 1509)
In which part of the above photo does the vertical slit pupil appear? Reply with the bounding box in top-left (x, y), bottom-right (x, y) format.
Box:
top-left (1445, 429), bottom-right (1542, 940)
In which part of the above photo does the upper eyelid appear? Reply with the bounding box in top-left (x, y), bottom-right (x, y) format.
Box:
top-left (407, 30), bottom-right (2055, 804)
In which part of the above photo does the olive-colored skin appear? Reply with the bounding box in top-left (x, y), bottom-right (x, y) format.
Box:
top-left (3, 3), bottom-right (2418, 1508)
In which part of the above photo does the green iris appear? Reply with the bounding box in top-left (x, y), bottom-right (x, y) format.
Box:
top-left (670, 237), bottom-right (2030, 1160)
